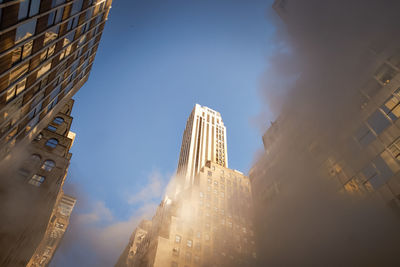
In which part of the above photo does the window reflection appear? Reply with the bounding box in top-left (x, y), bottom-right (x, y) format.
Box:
top-left (15, 19), bottom-right (37, 43)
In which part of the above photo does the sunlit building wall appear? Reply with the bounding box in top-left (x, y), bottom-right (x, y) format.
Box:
top-left (0, 99), bottom-right (75, 266)
top-left (27, 192), bottom-right (76, 267)
top-left (177, 104), bottom-right (228, 190)
top-left (0, 0), bottom-right (112, 159)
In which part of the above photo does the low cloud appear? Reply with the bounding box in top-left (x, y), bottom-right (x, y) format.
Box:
top-left (51, 170), bottom-right (171, 267)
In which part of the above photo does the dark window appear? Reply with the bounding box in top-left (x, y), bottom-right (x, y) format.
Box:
top-left (53, 117), bottom-right (64, 125)
top-left (46, 138), bottom-right (58, 148)
top-left (31, 154), bottom-right (41, 163)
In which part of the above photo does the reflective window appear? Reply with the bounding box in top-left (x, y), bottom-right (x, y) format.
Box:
top-left (6, 78), bottom-right (26, 102)
top-left (175, 235), bottom-right (181, 243)
top-left (53, 117), bottom-right (64, 125)
top-left (187, 239), bottom-right (193, 248)
top-left (70, 0), bottom-right (83, 15)
top-left (37, 61), bottom-right (52, 78)
top-left (18, 0), bottom-right (40, 20)
top-left (15, 19), bottom-right (37, 43)
top-left (51, 0), bottom-right (65, 8)
top-left (47, 7), bottom-right (64, 26)
top-left (43, 26), bottom-right (60, 45)
top-left (47, 125), bottom-right (57, 132)
top-left (46, 138), bottom-right (58, 148)
top-left (367, 110), bottom-right (391, 135)
top-left (42, 160), bottom-right (56, 171)
top-left (29, 174), bottom-right (45, 186)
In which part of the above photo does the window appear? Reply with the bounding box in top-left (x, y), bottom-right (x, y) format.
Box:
top-left (207, 171), bottom-right (212, 177)
top-left (8, 40), bottom-right (33, 66)
top-left (51, 0), bottom-right (65, 8)
top-left (187, 239), bottom-right (193, 248)
top-left (185, 252), bottom-right (192, 261)
top-left (71, 0), bottom-right (83, 15)
top-left (29, 174), bottom-right (45, 186)
top-left (35, 133), bottom-right (43, 141)
top-left (367, 110), bottom-right (391, 135)
top-left (18, 168), bottom-right (30, 178)
top-left (15, 19), bottom-right (37, 43)
top-left (47, 8), bottom-right (64, 27)
top-left (6, 78), bottom-right (26, 102)
top-left (172, 247), bottom-right (179, 256)
top-left (195, 242), bottom-right (201, 251)
top-left (40, 44), bottom-right (56, 63)
top-left (47, 125), bottom-right (57, 132)
top-left (46, 138), bottom-right (58, 148)
top-left (67, 16), bottom-right (79, 31)
top-left (18, 0), bottom-right (40, 20)
top-left (9, 60), bottom-right (29, 85)
top-left (171, 262), bottom-right (178, 267)
top-left (381, 93), bottom-right (400, 121)
top-left (31, 154), bottom-right (41, 163)
top-left (355, 123), bottom-right (376, 147)
top-left (37, 61), bottom-right (52, 78)
top-left (175, 235), bottom-right (181, 243)
top-left (53, 117), bottom-right (64, 125)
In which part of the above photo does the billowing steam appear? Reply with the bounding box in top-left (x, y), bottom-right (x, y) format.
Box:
top-left (253, 0), bottom-right (400, 266)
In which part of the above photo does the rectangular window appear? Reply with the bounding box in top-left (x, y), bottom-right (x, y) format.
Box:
top-left (367, 110), bottom-right (391, 135)
top-left (37, 61), bottom-right (52, 78)
top-left (355, 123), bottom-right (376, 147)
top-left (15, 19), bottom-right (37, 43)
top-left (187, 239), bottom-right (193, 248)
top-left (52, 0), bottom-right (65, 8)
top-left (67, 16), bottom-right (79, 31)
top-left (70, 0), bottom-right (83, 15)
top-left (6, 78), bottom-right (26, 102)
top-left (381, 95), bottom-right (400, 121)
top-left (18, 0), bottom-right (40, 20)
top-left (175, 235), bottom-right (181, 243)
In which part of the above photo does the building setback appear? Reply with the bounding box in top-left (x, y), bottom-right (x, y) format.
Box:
top-left (0, 99), bottom-right (75, 266)
top-left (0, 0), bottom-right (112, 159)
top-left (27, 192), bottom-right (76, 267)
top-left (117, 105), bottom-right (256, 267)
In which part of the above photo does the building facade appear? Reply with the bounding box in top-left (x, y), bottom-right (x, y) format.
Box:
top-left (0, 99), bottom-right (76, 266)
top-left (26, 191), bottom-right (76, 267)
top-left (0, 0), bottom-right (112, 159)
top-left (117, 105), bottom-right (256, 267)
top-left (177, 104), bottom-right (228, 190)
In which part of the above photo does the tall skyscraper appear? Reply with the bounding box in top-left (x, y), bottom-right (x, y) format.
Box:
top-left (177, 104), bottom-right (228, 190)
top-left (0, 0), bottom-right (112, 159)
top-left (117, 105), bottom-right (256, 267)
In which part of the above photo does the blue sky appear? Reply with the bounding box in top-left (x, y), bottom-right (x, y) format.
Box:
top-left (52, 0), bottom-right (275, 266)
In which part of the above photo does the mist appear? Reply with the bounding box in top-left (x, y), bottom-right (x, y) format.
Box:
top-left (253, 0), bottom-right (400, 266)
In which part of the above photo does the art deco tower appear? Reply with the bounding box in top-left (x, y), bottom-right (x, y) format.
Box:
top-left (116, 105), bottom-right (256, 267)
top-left (177, 104), bottom-right (228, 189)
